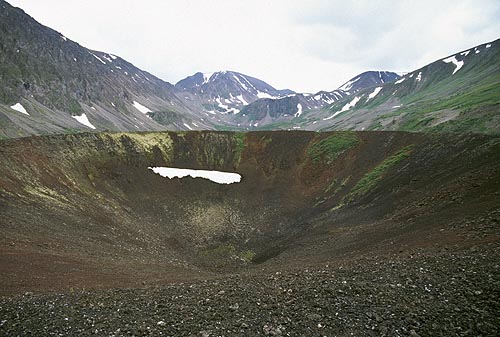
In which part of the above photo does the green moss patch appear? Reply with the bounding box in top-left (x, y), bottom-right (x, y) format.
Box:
top-left (349, 145), bottom-right (413, 198)
top-left (233, 133), bottom-right (246, 165)
top-left (308, 132), bottom-right (360, 164)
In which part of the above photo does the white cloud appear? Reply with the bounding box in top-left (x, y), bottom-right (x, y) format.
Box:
top-left (8, 0), bottom-right (500, 92)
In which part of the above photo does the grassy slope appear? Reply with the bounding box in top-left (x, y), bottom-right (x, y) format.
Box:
top-left (319, 39), bottom-right (500, 134)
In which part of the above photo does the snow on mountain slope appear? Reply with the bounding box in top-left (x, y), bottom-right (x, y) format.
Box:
top-left (0, 0), bottom-right (213, 137)
top-left (311, 38), bottom-right (500, 134)
top-left (337, 71), bottom-right (400, 95)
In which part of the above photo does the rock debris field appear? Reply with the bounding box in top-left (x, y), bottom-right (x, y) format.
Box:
top-left (1, 249), bottom-right (499, 336)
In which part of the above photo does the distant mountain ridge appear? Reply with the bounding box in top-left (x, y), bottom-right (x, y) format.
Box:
top-left (0, 0), bottom-right (498, 137)
top-left (338, 71), bottom-right (400, 93)
top-left (174, 70), bottom-right (294, 116)
top-left (0, 0), bottom-right (212, 137)
top-left (309, 40), bottom-right (500, 133)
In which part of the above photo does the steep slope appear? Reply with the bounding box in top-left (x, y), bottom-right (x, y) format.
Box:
top-left (0, 0), bottom-right (497, 136)
top-left (1, 131), bottom-right (498, 334)
top-left (313, 39), bottom-right (500, 133)
top-left (337, 70), bottom-right (400, 94)
top-left (174, 70), bottom-right (294, 115)
top-left (0, 0), bottom-right (211, 138)
top-left (0, 131), bottom-right (498, 293)
top-left (230, 71), bottom-right (399, 129)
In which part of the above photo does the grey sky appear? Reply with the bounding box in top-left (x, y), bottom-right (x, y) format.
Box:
top-left (7, 0), bottom-right (500, 93)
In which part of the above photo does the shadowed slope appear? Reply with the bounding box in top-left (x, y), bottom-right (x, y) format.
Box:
top-left (0, 131), bottom-right (499, 295)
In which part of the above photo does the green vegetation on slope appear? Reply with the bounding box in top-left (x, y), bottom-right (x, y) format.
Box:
top-left (233, 132), bottom-right (246, 165)
top-left (349, 145), bottom-right (413, 198)
top-left (308, 132), bottom-right (360, 164)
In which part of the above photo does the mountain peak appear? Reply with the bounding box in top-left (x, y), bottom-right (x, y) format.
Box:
top-left (174, 70), bottom-right (295, 115)
top-left (337, 71), bottom-right (400, 94)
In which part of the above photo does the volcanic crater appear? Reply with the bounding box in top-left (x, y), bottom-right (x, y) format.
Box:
top-left (1, 131), bottom-right (499, 336)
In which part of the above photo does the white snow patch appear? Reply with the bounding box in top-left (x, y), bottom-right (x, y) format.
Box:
top-left (215, 97), bottom-right (229, 110)
top-left (295, 103), bottom-right (303, 117)
top-left (395, 77), bottom-right (405, 84)
top-left (91, 53), bottom-right (106, 64)
top-left (367, 87), bottom-right (382, 101)
top-left (90, 106), bottom-right (96, 110)
top-left (461, 50), bottom-right (470, 57)
top-left (183, 123), bottom-right (193, 130)
top-left (109, 54), bottom-right (117, 60)
top-left (486, 44), bottom-right (491, 48)
top-left (475, 48), bottom-right (480, 54)
top-left (228, 108), bottom-right (240, 114)
top-left (392, 105), bottom-right (401, 108)
top-left (233, 75), bottom-right (249, 91)
top-left (73, 58), bottom-right (77, 62)
top-left (339, 77), bottom-right (360, 91)
top-left (256, 91), bottom-right (275, 99)
top-left (132, 101), bottom-right (152, 114)
top-left (240, 75), bottom-right (257, 91)
top-left (10, 103), bottom-right (29, 115)
top-left (379, 71), bottom-right (384, 83)
top-left (115, 66), bottom-right (122, 70)
top-left (111, 102), bottom-right (116, 107)
top-left (203, 72), bottom-right (214, 84)
top-left (323, 97), bottom-right (360, 120)
top-left (149, 167), bottom-right (241, 184)
top-left (340, 96), bottom-right (361, 112)
top-left (442, 56), bottom-right (464, 75)
top-left (416, 72), bottom-right (422, 82)
top-left (192, 122), bottom-right (199, 127)
top-left (237, 94), bottom-right (248, 105)
top-left (61, 35), bottom-right (67, 41)
top-left (72, 113), bottom-right (96, 129)
top-left (102, 55), bottom-right (113, 63)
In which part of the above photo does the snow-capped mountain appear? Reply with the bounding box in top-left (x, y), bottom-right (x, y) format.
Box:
top-left (337, 71), bottom-right (400, 94)
top-left (0, 0), bottom-right (214, 137)
top-left (311, 40), bottom-right (500, 133)
top-left (0, 0), bottom-right (498, 136)
top-left (174, 70), bottom-right (294, 115)
top-left (228, 71), bottom-right (400, 128)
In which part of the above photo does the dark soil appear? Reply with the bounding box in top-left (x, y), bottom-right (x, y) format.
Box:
top-left (0, 131), bottom-right (499, 336)
top-left (1, 247), bottom-right (498, 336)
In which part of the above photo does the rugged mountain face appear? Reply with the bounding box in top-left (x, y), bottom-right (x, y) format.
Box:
top-left (232, 71), bottom-right (400, 129)
top-left (337, 71), bottom-right (400, 94)
top-left (0, 0), bottom-right (498, 136)
top-left (174, 70), bottom-right (294, 115)
top-left (0, 0), bottom-right (212, 138)
top-left (176, 71), bottom-right (293, 100)
top-left (307, 40), bottom-right (500, 133)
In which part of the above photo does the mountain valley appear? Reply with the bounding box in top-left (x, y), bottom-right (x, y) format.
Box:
top-left (0, 0), bottom-right (498, 137)
top-left (0, 1), bottom-right (499, 336)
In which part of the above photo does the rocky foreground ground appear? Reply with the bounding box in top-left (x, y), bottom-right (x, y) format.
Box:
top-left (1, 246), bottom-right (498, 337)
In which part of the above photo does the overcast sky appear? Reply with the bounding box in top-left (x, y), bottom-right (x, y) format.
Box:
top-left (7, 0), bottom-right (500, 93)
